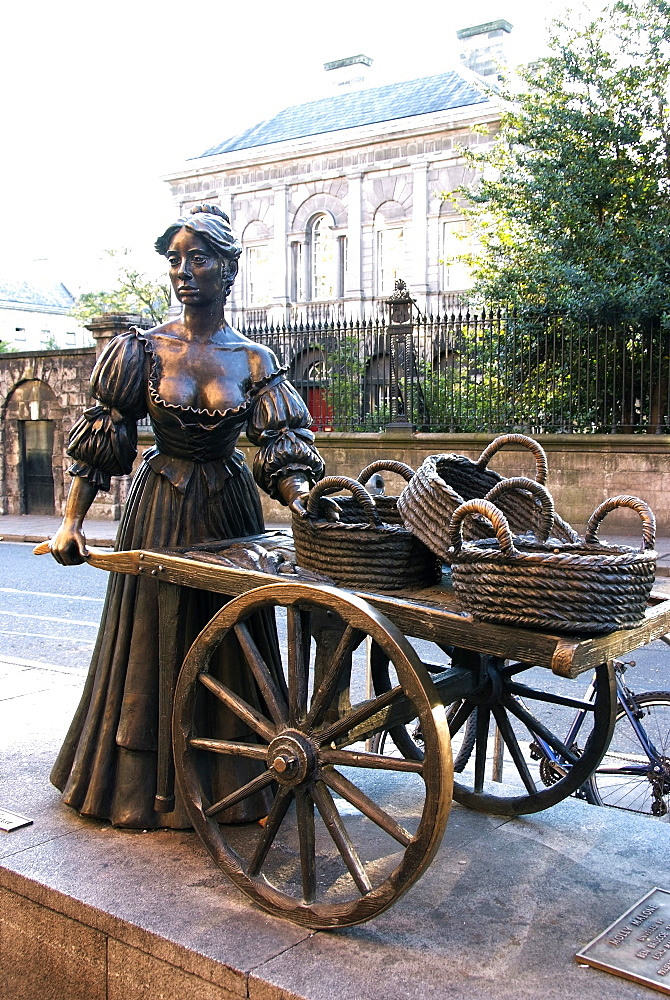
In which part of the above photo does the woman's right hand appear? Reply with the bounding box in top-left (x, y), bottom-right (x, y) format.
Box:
top-left (48, 521), bottom-right (89, 565)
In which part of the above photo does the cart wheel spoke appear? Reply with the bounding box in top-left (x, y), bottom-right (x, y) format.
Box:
top-left (286, 606), bottom-right (310, 726)
top-left (322, 768), bottom-right (412, 847)
top-left (320, 748), bottom-right (423, 774)
top-left (234, 622), bottom-right (288, 727)
top-left (189, 738), bottom-right (268, 759)
top-left (504, 694), bottom-right (580, 765)
top-left (473, 706), bottom-right (490, 792)
top-left (205, 770), bottom-right (275, 819)
top-left (305, 624), bottom-right (363, 729)
top-left (247, 786), bottom-right (294, 876)
top-left (312, 780), bottom-right (372, 895)
top-left (492, 705), bottom-right (538, 795)
top-left (198, 672), bottom-right (276, 742)
top-left (173, 583), bottom-right (452, 929)
top-left (316, 685), bottom-right (404, 748)
top-left (295, 787), bottom-right (317, 904)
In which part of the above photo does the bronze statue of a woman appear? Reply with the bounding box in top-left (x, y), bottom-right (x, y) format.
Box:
top-left (48, 204), bottom-right (325, 828)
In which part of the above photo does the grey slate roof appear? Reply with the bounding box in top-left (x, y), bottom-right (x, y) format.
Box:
top-left (0, 277), bottom-right (74, 312)
top-left (199, 70), bottom-right (490, 157)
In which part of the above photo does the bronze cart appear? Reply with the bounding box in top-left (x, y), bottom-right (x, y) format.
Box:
top-left (70, 531), bottom-right (670, 930)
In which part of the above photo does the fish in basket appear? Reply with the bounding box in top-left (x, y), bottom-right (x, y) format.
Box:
top-left (448, 484), bottom-right (657, 634)
top-left (397, 433), bottom-right (579, 561)
top-left (292, 474), bottom-right (441, 591)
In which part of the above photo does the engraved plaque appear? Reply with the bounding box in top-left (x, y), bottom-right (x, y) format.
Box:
top-left (577, 888), bottom-right (670, 994)
top-left (0, 809), bottom-right (33, 832)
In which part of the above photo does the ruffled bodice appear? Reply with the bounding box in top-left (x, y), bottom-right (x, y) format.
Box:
top-left (67, 327), bottom-right (324, 500)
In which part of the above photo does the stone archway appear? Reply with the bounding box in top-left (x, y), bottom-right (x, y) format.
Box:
top-left (4, 379), bottom-right (63, 514)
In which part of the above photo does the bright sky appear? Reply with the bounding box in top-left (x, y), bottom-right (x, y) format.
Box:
top-left (1, 0), bottom-right (572, 294)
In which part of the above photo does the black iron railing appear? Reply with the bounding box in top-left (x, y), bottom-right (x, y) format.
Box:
top-left (235, 310), bottom-right (670, 434)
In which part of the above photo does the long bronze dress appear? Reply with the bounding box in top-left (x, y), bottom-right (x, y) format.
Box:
top-left (50, 328), bottom-right (324, 828)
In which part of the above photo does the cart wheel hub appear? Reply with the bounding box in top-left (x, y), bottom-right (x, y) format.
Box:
top-left (267, 731), bottom-right (316, 786)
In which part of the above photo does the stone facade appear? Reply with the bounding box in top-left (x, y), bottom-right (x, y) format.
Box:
top-left (163, 83), bottom-right (499, 326)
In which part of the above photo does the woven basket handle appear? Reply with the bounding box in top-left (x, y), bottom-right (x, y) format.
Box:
top-left (475, 433), bottom-right (548, 486)
top-left (449, 498), bottom-right (518, 557)
top-left (484, 476), bottom-right (555, 542)
top-left (584, 495), bottom-right (656, 551)
top-left (358, 460), bottom-right (415, 487)
top-left (305, 475), bottom-right (382, 525)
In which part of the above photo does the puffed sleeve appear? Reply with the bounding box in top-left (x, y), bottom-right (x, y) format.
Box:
top-left (247, 376), bottom-right (325, 502)
top-left (67, 330), bottom-right (149, 491)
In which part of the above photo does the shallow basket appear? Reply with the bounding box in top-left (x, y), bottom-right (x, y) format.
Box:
top-left (397, 433), bottom-right (579, 561)
top-left (449, 494), bottom-right (657, 635)
top-left (292, 474), bottom-right (441, 591)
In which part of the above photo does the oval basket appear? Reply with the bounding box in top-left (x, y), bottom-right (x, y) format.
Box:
top-left (397, 433), bottom-right (579, 560)
top-left (357, 459), bottom-right (415, 526)
top-left (292, 475), bottom-right (441, 591)
top-left (449, 494), bottom-right (657, 634)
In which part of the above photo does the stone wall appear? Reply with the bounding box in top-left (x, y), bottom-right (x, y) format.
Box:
top-left (0, 347), bottom-right (130, 519)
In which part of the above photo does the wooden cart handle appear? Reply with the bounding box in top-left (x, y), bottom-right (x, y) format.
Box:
top-left (585, 495), bottom-right (656, 551)
top-left (475, 433), bottom-right (548, 486)
top-left (33, 541), bottom-right (140, 573)
top-left (484, 476), bottom-right (555, 542)
top-left (449, 498), bottom-right (518, 557)
top-left (305, 475), bottom-right (382, 525)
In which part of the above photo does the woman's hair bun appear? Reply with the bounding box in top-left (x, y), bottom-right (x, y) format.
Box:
top-left (190, 203), bottom-right (231, 224)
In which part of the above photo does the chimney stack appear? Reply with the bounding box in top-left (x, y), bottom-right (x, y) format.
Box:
top-left (323, 54), bottom-right (373, 93)
top-left (457, 19), bottom-right (512, 78)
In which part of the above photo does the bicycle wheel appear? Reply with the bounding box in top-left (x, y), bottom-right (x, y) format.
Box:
top-left (587, 691), bottom-right (670, 818)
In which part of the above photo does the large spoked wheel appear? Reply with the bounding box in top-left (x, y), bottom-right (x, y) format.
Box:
top-left (587, 691), bottom-right (670, 818)
top-left (172, 582), bottom-right (452, 929)
top-left (449, 658), bottom-right (616, 815)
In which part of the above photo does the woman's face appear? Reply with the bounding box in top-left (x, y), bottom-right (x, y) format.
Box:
top-left (166, 228), bottom-right (224, 306)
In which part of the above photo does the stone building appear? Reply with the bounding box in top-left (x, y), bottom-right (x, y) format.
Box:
top-left (163, 22), bottom-right (510, 327)
top-left (0, 271), bottom-right (87, 352)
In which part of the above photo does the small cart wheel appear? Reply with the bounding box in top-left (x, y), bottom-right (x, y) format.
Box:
top-left (172, 582), bottom-right (452, 929)
top-left (449, 659), bottom-right (616, 815)
top-left (371, 652), bottom-right (616, 816)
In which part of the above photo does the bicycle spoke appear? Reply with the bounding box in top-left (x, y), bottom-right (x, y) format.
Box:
top-left (491, 705), bottom-right (538, 795)
top-left (305, 624), bottom-right (362, 729)
top-left (198, 673), bottom-right (276, 742)
top-left (234, 622), bottom-right (288, 727)
top-left (312, 780), bottom-right (372, 895)
top-left (322, 768), bottom-right (412, 846)
top-left (205, 769), bottom-right (275, 818)
top-left (189, 738), bottom-right (268, 759)
top-left (295, 787), bottom-right (316, 904)
top-left (286, 606), bottom-right (310, 726)
top-left (247, 786), bottom-right (294, 876)
top-left (320, 748), bottom-right (423, 773)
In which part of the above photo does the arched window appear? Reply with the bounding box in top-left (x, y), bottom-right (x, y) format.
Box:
top-left (310, 214), bottom-right (337, 300)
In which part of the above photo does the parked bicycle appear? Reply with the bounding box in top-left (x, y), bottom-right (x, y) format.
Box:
top-left (372, 654), bottom-right (670, 820)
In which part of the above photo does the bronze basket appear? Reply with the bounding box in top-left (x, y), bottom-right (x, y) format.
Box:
top-left (397, 433), bottom-right (579, 560)
top-left (357, 459), bottom-right (415, 526)
top-left (449, 493), bottom-right (657, 634)
top-left (292, 474), bottom-right (441, 591)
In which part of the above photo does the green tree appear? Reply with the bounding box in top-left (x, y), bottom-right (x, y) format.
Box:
top-left (72, 249), bottom-right (170, 326)
top-left (460, 0), bottom-right (670, 322)
top-left (0, 340), bottom-right (16, 353)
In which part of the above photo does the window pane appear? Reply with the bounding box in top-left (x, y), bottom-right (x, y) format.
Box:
top-left (246, 244), bottom-right (272, 305)
top-left (312, 216), bottom-right (337, 300)
top-left (377, 228), bottom-right (404, 295)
